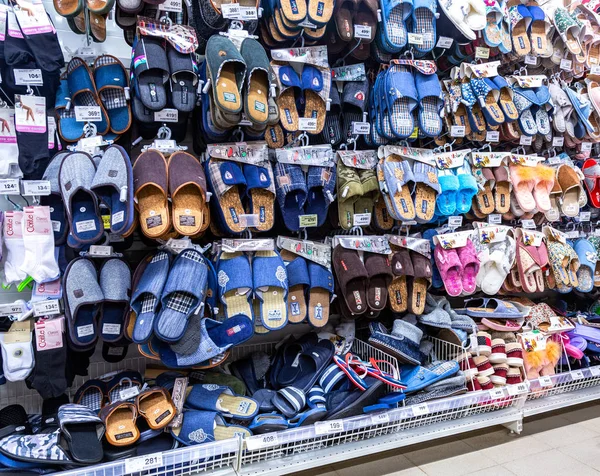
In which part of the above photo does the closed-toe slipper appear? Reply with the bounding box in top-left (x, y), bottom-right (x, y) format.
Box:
top-left (185, 384), bottom-right (258, 419)
top-left (337, 162), bottom-right (363, 229)
top-left (253, 250), bottom-right (288, 331)
top-left (240, 38), bottom-right (270, 125)
top-left (277, 66), bottom-right (302, 132)
top-left (413, 162), bottom-right (439, 222)
top-left (364, 252), bottom-right (393, 312)
top-left (333, 245), bottom-right (369, 316)
top-left (206, 36), bottom-right (246, 114)
top-left (171, 410), bottom-right (251, 445)
top-left (438, 0), bottom-right (476, 40)
top-left (319, 86), bottom-right (343, 146)
top-left (301, 66), bottom-right (326, 134)
top-left (471, 77), bottom-right (505, 126)
top-left (465, 0), bottom-right (486, 31)
top-left (274, 162), bottom-right (308, 232)
top-left (305, 165), bottom-right (336, 226)
top-left (133, 150), bottom-right (170, 239)
top-left (341, 79), bottom-right (369, 143)
top-left (408, 251), bottom-right (432, 314)
top-left (574, 238), bottom-right (596, 292)
top-left (354, 0), bottom-right (378, 43)
top-left (58, 404), bottom-right (104, 463)
top-left (333, 0), bottom-right (354, 40)
top-left (166, 47), bottom-right (198, 114)
top-left (41, 152), bottom-right (70, 245)
top-left (401, 360), bottom-right (459, 393)
top-left (436, 169), bottom-right (459, 216)
top-left (388, 248), bottom-right (412, 312)
top-left (456, 239), bottom-right (480, 295)
top-left (131, 37), bottom-right (169, 111)
top-left (285, 340), bottom-right (335, 393)
top-left (386, 66), bottom-right (418, 138)
top-left (99, 259), bottom-right (130, 343)
top-left (483, 0), bottom-right (503, 47)
top-left (411, 0), bottom-right (436, 52)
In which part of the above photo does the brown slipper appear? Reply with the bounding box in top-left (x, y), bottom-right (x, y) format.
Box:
top-left (168, 151), bottom-right (207, 236)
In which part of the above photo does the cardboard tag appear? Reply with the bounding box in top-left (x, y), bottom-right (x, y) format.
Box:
top-left (552, 136), bottom-right (564, 147)
top-left (331, 63), bottom-right (366, 82)
top-left (298, 214), bottom-right (318, 228)
top-left (385, 145), bottom-right (435, 166)
top-left (35, 317), bottom-right (63, 352)
top-left (277, 236), bottom-right (331, 269)
top-left (436, 36), bottom-right (453, 48)
top-left (333, 235), bottom-right (391, 255)
top-left (0, 178), bottom-right (19, 194)
top-left (486, 131), bottom-right (499, 142)
top-left (354, 24), bottom-right (372, 39)
top-left (488, 214), bottom-right (502, 224)
top-left (15, 95), bottom-right (46, 133)
top-left (21, 180), bottom-right (50, 196)
top-left (524, 55), bottom-right (537, 65)
top-left (221, 239), bottom-right (274, 252)
top-left (434, 149), bottom-right (470, 169)
top-left (489, 387), bottom-right (505, 399)
top-left (0, 109), bottom-right (17, 144)
top-left (433, 230), bottom-right (474, 249)
top-left (337, 150), bottom-right (378, 170)
top-left (14, 4), bottom-right (52, 35)
top-left (75, 106), bottom-right (102, 122)
top-left (386, 235), bottom-right (431, 259)
top-left (510, 154), bottom-right (541, 167)
top-left (276, 145), bottom-right (334, 167)
top-left (207, 142), bottom-right (269, 165)
top-left (3, 319), bottom-right (32, 344)
top-left (560, 58), bottom-right (572, 71)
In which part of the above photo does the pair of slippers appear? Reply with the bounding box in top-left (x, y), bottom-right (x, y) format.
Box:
top-left (335, 0), bottom-right (378, 43)
top-left (435, 164), bottom-right (478, 217)
top-left (261, 0), bottom-right (330, 44)
top-left (379, 0), bottom-right (437, 53)
top-left (434, 239), bottom-right (480, 297)
top-left (388, 248), bottom-right (432, 315)
top-left (471, 165), bottom-right (511, 217)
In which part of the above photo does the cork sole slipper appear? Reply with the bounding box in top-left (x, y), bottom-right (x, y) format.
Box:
top-left (278, 88), bottom-right (300, 132)
top-left (133, 150), bottom-right (170, 239)
top-left (279, 0), bottom-right (307, 23)
top-left (168, 152), bottom-right (206, 236)
top-left (304, 90), bottom-right (326, 134)
top-left (103, 404), bottom-right (139, 446)
top-left (266, 124), bottom-right (285, 148)
top-left (308, 261), bottom-right (333, 327)
top-left (137, 389), bottom-right (176, 429)
top-left (219, 252), bottom-right (254, 318)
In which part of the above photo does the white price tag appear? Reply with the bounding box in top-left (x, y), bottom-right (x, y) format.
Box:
top-left (154, 108), bottom-right (179, 123)
top-left (353, 213), bottom-right (371, 226)
top-left (240, 214), bottom-right (260, 228)
top-left (552, 136), bottom-right (564, 147)
top-left (0, 303), bottom-right (22, 316)
top-left (486, 131), bottom-right (499, 142)
top-left (539, 375), bottom-right (553, 387)
top-left (159, 0), bottom-right (183, 11)
top-left (21, 180), bottom-right (51, 196)
top-left (119, 386), bottom-right (140, 401)
top-left (314, 420), bottom-right (344, 435)
top-left (239, 6), bottom-right (258, 19)
top-left (450, 125), bottom-right (466, 137)
top-left (407, 32), bottom-right (423, 45)
top-left (298, 118), bottom-right (317, 131)
top-left (548, 156), bottom-right (561, 165)
top-left (89, 245), bottom-right (112, 256)
top-left (571, 370), bottom-right (585, 380)
top-left (354, 25), bottom-right (372, 39)
top-left (488, 214), bottom-right (502, 224)
top-left (582, 142), bottom-right (593, 152)
top-left (436, 36), bottom-right (453, 48)
top-left (448, 216), bottom-right (463, 228)
top-left (589, 366), bottom-right (600, 377)
top-left (351, 122), bottom-right (370, 135)
top-left (507, 382), bottom-right (528, 395)
top-left (125, 453), bottom-right (163, 474)
top-left (592, 65), bottom-right (600, 75)
top-left (221, 3), bottom-right (241, 18)
top-left (521, 219), bottom-right (536, 229)
top-left (75, 106), bottom-right (102, 122)
top-left (489, 387), bottom-right (505, 399)
top-left (14, 69), bottom-right (43, 86)
top-left (524, 55), bottom-right (537, 65)
top-left (411, 403), bottom-right (429, 416)
top-left (370, 412), bottom-right (390, 425)
top-left (33, 300), bottom-right (60, 317)
top-left (154, 139), bottom-right (177, 150)
top-left (520, 135), bottom-right (532, 145)
top-left (580, 211), bottom-right (591, 222)
top-left (475, 47), bottom-right (490, 59)
top-left (245, 432), bottom-right (279, 450)
top-left (560, 59), bottom-right (573, 71)
top-left (0, 178), bottom-right (19, 195)
top-left (469, 334), bottom-right (478, 351)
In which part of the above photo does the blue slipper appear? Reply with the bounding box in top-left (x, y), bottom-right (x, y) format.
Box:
top-left (471, 77), bottom-right (505, 126)
top-left (385, 66), bottom-right (417, 139)
top-left (253, 250), bottom-right (288, 331)
top-left (171, 410), bottom-right (251, 446)
top-left (411, 0), bottom-right (436, 53)
top-left (380, 0), bottom-right (412, 52)
top-left (41, 152), bottom-right (70, 245)
top-left (93, 55), bottom-right (132, 135)
top-left (273, 387), bottom-right (306, 418)
top-left (565, 86), bottom-right (595, 136)
top-left (243, 162), bottom-right (276, 232)
top-left (249, 413), bottom-right (288, 434)
top-left (415, 71), bottom-right (443, 136)
top-left (574, 238), bottom-right (596, 293)
top-left (436, 170), bottom-right (459, 216)
top-left (463, 297), bottom-right (525, 318)
top-left (307, 261), bottom-right (334, 327)
top-left (55, 80), bottom-right (84, 142)
top-left (455, 166), bottom-right (478, 214)
top-left (305, 165), bottom-right (336, 226)
top-left (274, 162), bottom-right (308, 232)
top-left (284, 255), bottom-right (310, 324)
top-left (400, 361), bottom-right (459, 393)
top-left (185, 384), bottom-right (258, 420)
top-left (288, 406), bottom-right (327, 427)
top-left (216, 251), bottom-right (253, 320)
top-left (206, 158), bottom-right (247, 235)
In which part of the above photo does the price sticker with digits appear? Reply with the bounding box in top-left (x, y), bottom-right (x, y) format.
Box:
top-left (159, 0), bottom-right (183, 11)
top-left (298, 118), bottom-right (317, 131)
top-left (520, 135), bottom-right (532, 145)
top-left (451, 125), bottom-right (465, 137)
top-left (589, 366), bottom-right (600, 377)
top-left (521, 219), bottom-right (536, 229)
top-left (488, 214), bottom-right (502, 224)
top-left (582, 142), bottom-right (593, 152)
top-left (33, 299), bottom-right (60, 317)
top-left (154, 108), bottom-right (179, 123)
top-left (14, 68), bottom-right (43, 86)
top-left (221, 3), bottom-right (241, 18)
top-left (560, 58), bottom-right (573, 71)
top-left (411, 403), bottom-right (430, 416)
top-left (245, 432), bottom-right (279, 450)
top-left (0, 178), bottom-right (19, 195)
top-left (21, 180), bottom-right (51, 196)
top-left (486, 131), bottom-right (499, 142)
top-left (475, 47), bottom-right (490, 59)
top-left (314, 419), bottom-right (344, 435)
top-left (552, 136), bottom-right (564, 147)
top-left (354, 25), bottom-right (372, 39)
top-left (75, 106), bottom-right (102, 122)
top-left (448, 216), bottom-right (463, 228)
top-left (539, 376), bottom-right (553, 387)
top-left (370, 412), bottom-right (390, 425)
top-left (351, 122), bottom-right (370, 135)
top-left (436, 36), bottom-right (453, 48)
top-left (571, 369), bottom-right (585, 380)
top-left (124, 453), bottom-right (163, 473)
top-left (407, 33), bottom-right (423, 45)
top-left (507, 382), bottom-right (528, 396)
top-left (489, 387), bottom-right (505, 399)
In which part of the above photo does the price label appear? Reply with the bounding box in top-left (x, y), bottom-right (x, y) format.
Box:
top-left (75, 106), bottom-right (102, 122)
top-left (524, 55), bottom-right (537, 65)
top-left (125, 453), bottom-right (163, 474)
top-left (298, 118), bottom-right (317, 131)
top-left (589, 366), bottom-right (600, 377)
top-left (582, 142), bottom-right (593, 152)
top-left (240, 214), bottom-right (260, 228)
top-left (14, 68), bottom-right (43, 86)
top-left (0, 303), bottom-right (22, 316)
top-left (89, 245), bottom-right (112, 256)
top-left (154, 139), bottom-right (177, 150)
top-left (489, 387), bottom-right (505, 399)
top-left (571, 370), bottom-right (585, 380)
top-left (239, 6), bottom-right (258, 19)
top-left (245, 432), bottom-right (279, 450)
top-left (450, 125), bottom-right (466, 137)
top-left (0, 178), bottom-right (20, 194)
top-left (580, 211), bottom-right (591, 222)
top-left (154, 108), bottom-right (179, 123)
top-left (221, 3), bottom-right (241, 18)
top-left (488, 214), bottom-right (502, 224)
top-left (448, 216), bottom-right (463, 228)
top-left (592, 65), bottom-right (600, 75)
top-left (486, 131), bottom-right (499, 142)
top-left (521, 219), bottom-right (536, 229)
top-left (21, 180), bottom-right (51, 196)
top-left (407, 32), bottom-right (423, 45)
top-left (351, 122), bottom-right (370, 135)
top-left (552, 136), bottom-right (564, 147)
top-left (548, 156), bottom-right (562, 165)
top-left (475, 47), bottom-right (490, 59)
top-left (33, 299), bottom-right (60, 317)
top-left (314, 419), bottom-right (344, 435)
top-left (158, 0), bottom-right (183, 11)
top-left (436, 36), bottom-right (453, 48)
top-left (370, 412), bottom-right (390, 425)
top-left (560, 59), bottom-right (573, 71)
top-left (354, 25), bottom-right (372, 39)
top-left (520, 135), bottom-right (532, 145)
top-left (507, 382), bottom-right (528, 396)
top-left (298, 214), bottom-right (318, 227)
top-left (539, 375), bottom-right (553, 387)
top-left (411, 403), bottom-right (429, 416)
top-left (353, 213), bottom-right (372, 226)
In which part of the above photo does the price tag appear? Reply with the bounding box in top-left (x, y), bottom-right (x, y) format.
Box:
top-left (21, 180), bottom-right (51, 196)
top-left (411, 403), bottom-right (429, 416)
top-left (353, 213), bottom-right (372, 226)
top-left (33, 299), bottom-right (60, 317)
top-left (507, 382), bottom-right (528, 395)
top-left (488, 214), bottom-right (502, 224)
top-left (592, 65), bottom-right (600, 75)
top-left (298, 118), bottom-right (317, 131)
top-left (298, 214), bottom-right (318, 228)
top-left (571, 369), bottom-right (585, 380)
top-left (450, 125), bottom-right (465, 137)
top-left (240, 214), bottom-right (260, 228)
top-left (520, 135), bottom-right (532, 145)
top-left (448, 216), bottom-right (463, 228)
top-left (475, 47), bottom-right (490, 59)
top-left (89, 245), bottom-right (112, 256)
top-left (14, 68), bottom-right (43, 86)
top-left (370, 412), bottom-right (390, 425)
top-left (436, 36), bottom-right (453, 48)
top-left (239, 6), bottom-right (258, 19)
top-left (560, 59), bottom-right (572, 71)
top-left (0, 303), bottom-right (22, 316)
top-left (589, 366), bottom-right (600, 377)
top-left (221, 3), bottom-right (241, 18)
top-left (158, 0), bottom-right (183, 11)
top-left (119, 386), bottom-right (140, 401)
top-left (354, 25), bottom-right (372, 39)
top-left (489, 387), bottom-right (505, 399)
top-left (582, 142), bottom-right (593, 152)
top-left (524, 55), bottom-right (537, 65)
top-left (486, 131), bottom-right (499, 142)
top-left (539, 375), bottom-right (553, 387)
top-left (351, 122), bottom-right (370, 135)
top-left (245, 432), bottom-right (279, 450)
top-left (552, 136), bottom-right (564, 147)
top-left (521, 219), bottom-right (536, 229)
top-left (580, 211), bottom-right (591, 222)
top-left (548, 156), bottom-right (561, 165)
top-left (154, 108), bottom-right (179, 123)
top-left (314, 419), bottom-right (344, 435)
top-left (75, 106), bottom-right (102, 122)
top-left (0, 178), bottom-right (20, 194)
top-left (124, 453), bottom-right (163, 474)
top-left (407, 32), bottom-right (423, 45)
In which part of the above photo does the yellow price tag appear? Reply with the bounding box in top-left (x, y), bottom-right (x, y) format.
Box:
top-left (409, 127), bottom-right (419, 139)
top-left (102, 215), bottom-right (111, 230)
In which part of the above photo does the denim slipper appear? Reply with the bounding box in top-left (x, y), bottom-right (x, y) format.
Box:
top-left (411, 0), bottom-right (436, 53)
top-left (307, 261), bottom-right (334, 327)
top-left (243, 162), bottom-right (275, 232)
top-left (93, 55), bottom-right (132, 135)
top-left (574, 238), bottom-right (596, 293)
top-left (383, 156), bottom-right (416, 221)
top-left (305, 165), bottom-right (335, 226)
top-left (154, 249), bottom-right (208, 343)
top-left (55, 80), bottom-right (84, 142)
top-left (171, 410), bottom-right (251, 445)
top-left (99, 259), bottom-right (131, 343)
top-left (274, 162), bottom-right (308, 232)
top-left (381, 0), bottom-right (411, 52)
top-left (471, 77), bottom-right (505, 126)
top-left (131, 251), bottom-right (170, 343)
top-left (185, 384), bottom-right (258, 420)
top-left (386, 66), bottom-right (417, 138)
top-left (41, 151), bottom-right (70, 245)
top-left (415, 71), bottom-right (443, 136)
top-left (217, 251), bottom-right (253, 319)
top-left (253, 250), bottom-right (288, 331)
top-left (206, 158), bottom-right (247, 235)
top-left (401, 360), bottom-right (459, 393)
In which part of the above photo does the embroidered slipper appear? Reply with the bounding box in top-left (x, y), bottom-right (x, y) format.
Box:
top-left (171, 410), bottom-right (251, 445)
top-left (383, 155), bottom-right (416, 221)
top-left (217, 251), bottom-right (253, 320)
top-left (333, 245), bottom-right (369, 316)
top-left (206, 158), bottom-right (246, 235)
top-left (512, 88), bottom-right (538, 136)
top-left (363, 252), bottom-right (393, 313)
top-left (509, 2), bottom-right (532, 56)
top-left (252, 250), bottom-right (288, 331)
top-left (186, 384), bottom-right (258, 420)
top-left (471, 77), bottom-right (505, 126)
top-left (461, 81), bottom-right (487, 132)
top-left (434, 244), bottom-right (463, 297)
top-left (337, 162), bottom-right (364, 229)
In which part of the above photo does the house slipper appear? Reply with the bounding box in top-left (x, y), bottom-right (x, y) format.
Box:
top-left (99, 259), bottom-right (130, 343)
top-left (532, 164), bottom-right (555, 213)
top-left (271, 334), bottom-right (319, 388)
top-left (58, 404), bottom-right (104, 463)
top-left (93, 55), bottom-right (132, 135)
top-left (557, 164), bottom-right (582, 217)
top-left (319, 86), bottom-right (343, 146)
top-left (492, 165), bottom-right (511, 213)
top-left (380, 0), bottom-right (410, 51)
top-left (341, 79), bottom-right (369, 142)
top-left (206, 158), bottom-right (246, 234)
top-left (480, 235), bottom-right (515, 295)
top-left (132, 36), bottom-right (169, 111)
top-left (306, 261), bottom-right (333, 327)
top-left (388, 248), bottom-right (413, 313)
top-left (306, 165), bottom-right (336, 227)
top-left (99, 401), bottom-right (139, 447)
top-left (217, 251), bottom-right (253, 319)
top-left (277, 66), bottom-right (302, 132)
top-left (456, 239), bottom-right (479, 295)
top-left (386, 66), bottom-right (418, 138)
top-left (337, 162), bottom-right (363, 229)
top-left (165, 47), bottom-right (198, 114)
top-left (168, 152), bottom-right (207, 236)
top-left (249, 413), bottom-right (289, 434)
top-left (333, 245), bottom-right (369, 316)
top-left (333, 0), bottom-right (354, 40)
top-left (583, 159), bottom-right (600, 207)
top-left (133, 150), bottom-right (171, 239)
top-left (455, 165), bottom-right (478, 214)
top-left (463, 297), bottom-right (524, 318)
top-left (483, 0), bottom-right (503, 47)
top-left (307, 0), bottom-right (334, 25)
top-left (409, 251), bottom-right (432, 314)
top-left (383, 155), bottom-right (416, 221)
top-left (284, 340), bottom-right (335, 393)
top-left (325, 378), bottom-right (387, 420)
top-left (41, 152), bottom-right (70, 245)
top-left (206, 35), bottom-right (246, 114)
top-left (473, 167), bottom-right (495, 215)
top-left (434, 244), bottom-right (463, 297)
top-left (252, 250), bottom-right (288, 331)
top-left (364, 252), bottom-right (393, 313)
top-left (136, 387), bottom-right (176, 430)
top-left (354, 0), bottom-right (378, 43)
top-left (301, 66), bottom-right (326, 134)
top-left (528, 3), bottom-right (550, 56)
top-left (574, 238), bottom-right (596, 292)
top-left (415, 71), bottom-right (443, 136)
top-left (492, 76), bottom-right (518, 121)
top-left (471, 77), bottom-right (505, 126)
top-left (509, 164), bottom-right (536, 213)
top-left (171, 410), bottom-right (251, 445)
top-left (554, 7), bottom-right (582, 56)
top-left (74, 379), bottom-right (106, 413)
top-left (509, 2), bottom-right (532, 56)
top-left (240, 38), bottom-right (270, 125)
top-left (274, 162), bottom-right (308, 232)
top-left (185, 384), bottom-right (258, 420)
top-left (436, 169), bottom-right (459, 216)
top-left (281, 251), bottom-right (309, 324)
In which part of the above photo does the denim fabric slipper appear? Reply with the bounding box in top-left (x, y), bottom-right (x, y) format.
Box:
top-left (574, 238), bottom-right (596, 293)
top-left (55, 80), bottom-right (84, 142)
top-left (307, 261), bottom-right (333, 327)
top-left (282, 253), bottom-right (309, 324)
top-left (415, 71), bottom-right (443, 136)
top-left (99, 259), bottom-right (130, 343)
top-left (386, 66), bottom-right (417, 138)
top-left (243, 162), bottom-right (275, 232)
top-left (413, 162), bottom-right (439, 223)
top-left (274, 162), bottom-right (307, 232)
top-left (131, 251), bottom-right (170, 343)
top-left (411, 0), bottom-right (436, 53)
top-left (368, 320), bottom-right (423, 365)
top-left (57, 404), bottom-right (104, 464)
top-left (132, 36), bottom-right (169, 111)
top-left (206, 36), bottom-right (247, 115)
top-left (401, 360), bottom-right (459, 393)
top-left (217, 251), bottom-right (253, 319)
top-left (91, 145), bottom-right (133, 235)
top-left (185, 384), bottom-right (258, 419)
top-left (206, 158), bottom-right (247, 235)
top-left (59, 152), bottom-right (103, 244)
top-left (381, 0), bottom-right (412, 51)
top-left (383, 155), bottom-right (416, 221)
top-left (154, 249), bottom-right (208, 343)
top-left (305, 165), bottom-right (335, 226)
top-left (167, 47), bottom-right (198, 114)
top-left (41, 152), bottom-right (69, 245)
top-left (471, 77), bottom-right (505, 126)
top-left (93, 55), bottom-right (132, 135)
top-left (171, 410), bottom-right (251, 445)
top-left (253, 250), bottom-right (288, 331)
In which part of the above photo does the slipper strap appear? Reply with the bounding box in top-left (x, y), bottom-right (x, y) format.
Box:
top-left (416, 71), bottom-right (444, 104)
top-left (413, 162), bottom-right (440, 194)
top-left (275, 387), bottom-right (306, 414)
top-left (252, 254), bottom-right (288, 294)
top-left (508, 4), bottom-right (531, 29)
top-left (186, 384), bottom-right (232, 412)
top-left (176, 410), bottom-right (217, 445)
top-left (167, 48), bottom-right (198, 85)
top-left (161, 249), bottom-right (208, 303)
top-left (307, 386), bottom-right (327, 408)
top-left (130, 252), bottom-right (170, 311)
top-left (307, 261), bottom-right (334, 293)
top-left (392, 249), bottom-right (415, 276)
top-left (319, 363), bottom-right (348, 393)
top-left (217, 254), bottom-right (252, 297)
top-left (59, 403), bottom-right (104, 440)
top-left (286, 258), bottom-right (310, 288)
top-left (244, 163), bottom-right (275, 194)
top-left (411, 251), bottom-right (432, 280)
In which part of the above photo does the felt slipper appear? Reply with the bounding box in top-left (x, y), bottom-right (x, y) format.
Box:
top-left (471, 77), bottom-right (505, 126)
top-left (99, 259), bottom-right (130, 343)
top-left (172, 410), bottom-right (251, 445)
top-left (59, 152), bottom-right (103, 244)
top-left (206, 158), bottom-right (246, 235)
top-left (58, 404), bottom-right (104, 463)
top-left (509, 164), bottom-right (536, 213)
top-left (131, 252), bottom-right (170, 343)
top-left (319, 86), bottom-right (343, 146)
top-left (333, 0), bottom-right (354, 40)
top-left (354, 168), bottom-right (379, 217)
top-left (281, 251), bottom-right (309, 324)
top-left (434, 244), bottom-right (463, 297)
top-left (55, 79), bottom-right (85, 143)
top-left (306, 261), bottom-right (333, 327)
top-left (415, 71), bottom-right (443, 136)
top-left (93, 55), bottom-right (131, 135)
top-left (464, 0), bottom-right (486, 31)
top-left (574, 238), bottom-right (596, 292)
top-left (388, 249), bottom-right (412, 313)
top-left (532, 164), bottom-right (555, 213)
top-left (436, 169), bottom-right (459, 216)
top-left (456, 239), bottom-right (479, 295)
top-left (252, 250), bottom-right (288, 331)
top-left (166, 47), bottom-right (198, 114)
top-left (386, 66), bottom-right (418, 138)
top-left (301, 66), bottom-right (326, 134)
top-left (557, 164), bottom-right (582, 217)
top-left (277, 66), bottom-right (302, 132)
top-left (305, 165), bottom-right (336, 226)
top-left (41, 152), bottom-right (70, 245)
top-left (217, 251), bottom-right (253, 319)
top-left (240, 39), bottom-right (269, 125)
top-left (337, 162), bottom-right (363, 229)
top-left (167, 152), bottom-right (207, 236)
top-left (455, 165), bottom-right (478, 214)
top-left (91, 145), bottom-right (134, 235)
top-left (341, 79), bottom-right (369, 142)
top-left (186, 384), bottom-right (258, 420)
top-left (354, 0), bottom-right (378, 43)
top-left (133, 150), bottom-right (170, 239)
top-left (274, 162), bottom-right (307, 232)
top-left (509, 2), bottom-right (532, 56)
top-left (383, 155), bottom-right (416, 221)
top-left (206, 36), bottom-right (247, 115)
top-left (99, 401), bottom-right (139, 447)
top-left (363, 252), bottom-right (393, 313)
top-left (333, 245), bottom-right (369, 316)
top-left (131, 37), bottom-right (169, 112)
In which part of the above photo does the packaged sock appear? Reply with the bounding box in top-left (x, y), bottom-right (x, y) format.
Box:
top-left (0, 109), bottom-right (21, 178)
top-left (15, 95), bottom-right (49, 176)
top-left (20, 206), bottom-right (59, 283)
top-left (0, 325), bottom-right (34, 381)
top-left (3, 211), bottom-right (27, 285)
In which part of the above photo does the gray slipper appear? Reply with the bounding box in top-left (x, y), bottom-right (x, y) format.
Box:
top-left (99, 259), bottom-right (131, 343)
top-left (240, 38), bottom-right (270, 125)
top-left (206, 35), bottom-right (247, 114)
top-left (133, 37), bottom-right (169, 111)
top-left (168, 47), bottom-right (198, 113)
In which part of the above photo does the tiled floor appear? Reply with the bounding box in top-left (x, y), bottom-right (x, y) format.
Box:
top-left (291, 402), bottom-right (600, 476)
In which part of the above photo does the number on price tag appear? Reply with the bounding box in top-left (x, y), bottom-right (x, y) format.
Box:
top-left (411, 403), bottom-right (429, 416)
top-left (239, 6), bottom-right (258, 19)
top-left (21, 180), bottom-right (51, 196)
top-left (371, 412), bottom-right (390, 425)
top-left (507, 382), bottom-right (528, 395)
top-left (75, 106), bottom-right (102, 122)
top-left (571, 370), bottom-right (585, 380)
top-left (552, 136), bottom-right (564, 147)
top-left (451, 125), bottom-right (465, 137)
top-left (14, 69), bottom-right (43, 86)
top-left (298, 214), bottom-right (318, 227)
top-left (580, 211), bottom-right (591, 222)
top-left (315, 420), bottom-right (344, 435)
top-left (352, 122), bottom-right (370, 135)
top-left (582, 142), bottom-right (593, 152)
top-left (475, 47), bottom-right (490, 59)
top-left (448, 216), bottom-right (463, 228)
top-left (539, 375), bottom-right (553, 387)
top-left (521, 219), bottom-right (536, 229)
top-left (0, 179), bottom-right (19, 195)
top-left (589, 366), bottom-right (600, 377)
top-left (33, 300), bottom-right (60, 317)
top-left (490, 387), bottom-right (505, 399)
top-left (298, 118), bottom-right (317, 131)
top-left (524, 55), bottom-right (537, 65)
top-left (159, 0), bottom-right (182, 11)
top-left (154, 108), bottom-right (179, 123)
top-left (354, 24), bottom-right (372, 39)
top-left (592, 65), bottom-right (600, 75)
top-left (125, 453), bottom-right (163, 473)
top-left (0, 303), bottom-right (22, 316)
top-left (246, 432), bottom-right (279, 450)
top-left (353, 213), bottom-right (371, 227)
top-left (221, 3), bottom-right (241, 18)
top-left (520, 135), bottom-right (532, 145)
top-left (560, 59), bottom-right (573, 71)
top-left (407, 32), bottom-right (423, 45)
top-left (488, 214), bottom-right (502, 224)
top-left (436, 36), bottom-right (453, 48)
top-left (486, 131), bottom-right (499, 142)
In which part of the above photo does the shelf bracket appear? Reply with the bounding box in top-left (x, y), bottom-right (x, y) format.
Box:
top-left (502, 419), bottom-right (523, 435)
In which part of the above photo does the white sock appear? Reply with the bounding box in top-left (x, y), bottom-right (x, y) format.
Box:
top-left (3, 211), bottom-right (27, 285)
top-left (20, 206), bottom-right (59, 283)
top-left (0, 332), bottom-right (34, 381)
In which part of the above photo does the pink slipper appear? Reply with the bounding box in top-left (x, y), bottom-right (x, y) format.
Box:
top-left (456, 239), bottom-right (480, 295)
top-left (532, 165), bottom-right (556, 212)
top-left (434, 244), bottom-right (463, 297)
top-left (481, 318), bottom-right (524, 331)
top-left (509, 164), bottom-right (537, 212)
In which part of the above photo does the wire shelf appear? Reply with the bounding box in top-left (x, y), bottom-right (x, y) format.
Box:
top-left (526, 365), bottom-right (600, 400)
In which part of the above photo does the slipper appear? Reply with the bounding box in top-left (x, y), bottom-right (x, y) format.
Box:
top-left (206, 36), bottom-right (246, 114)
top-left (337, 162), bottom-right (363, 229)
top-left (136, 387), bottom-right (176, 429)
top-left (583, 158), bottom-right (600, 207)
top-left (401, 360), bottom-right (459, 393)
top-left (54, 0), bottom-right (83, 16)
top-left (380, 0), bottom-right (411, 51)
top-left (58, 404), bottom-right (104, 463)
top-left (277, 66), bottom-right (302, 132)
top-left (415, 71), bottom-right (443, 136)
top-left (326, 378), bottom-right (387, 420)
top-left (333, 0), bottom-right (354, 40)
top-left (253, 250), bottom-right (288, 331)
top-left (461, 82), bottom-right (487, 133)
top-left (386, 66), bottom-right (418, 139)
top-left (436, 169), bottom-right (459, 216)
top-left (547, 240), bottom-right (572, 287)
top-left (74, 379), bottom-right (106, 413)
top-left (388, 249), bottom-right (413, 312)
top-left (512, 89), bottom-right (537, 136)
top-left (455, 165), bottom-right (478, 214)
top-left (532, 164), bottom-right (555, 212)
top-left (332, 245), bottom-right (369, 316)
top-left (166, 47), bottom-right (198, 114)
top-left (355, 0), bottom-right (378, 43)
top-left (306, 165), bottom-right (336, 226)
top-left (41, 152), bottom-right (70, 245)
top-left (528, 3), bottom-right (550, 56)
top-left (509, 164), bottom-right (536, 213)
top-left (91, 145), bottom-right (134, 235)
top-left (133, 150), bottom-right (170, 239)
top-left (273, 162), bottom-right (307, 232)
top-left (59, 152), bottom-right (103, 244)
top-left (168, 152), bottom-right (207, 236)
top-left (408, 250), bottom-right (432, 314)
top-left (282, 252), bottom-right (309, 324)
top-left (364, 252), bottom-right (393, 312)
top-left (383, 155), bottom-right (416, 220)
top-left (319, 86), bottom-right (343, 146)
top-left (332, 355), bottom-right (369, 390)
top-left (172, 410), bottom-right (251, 445)
top-left (217, 251), bottom-right (253, 319)
top-left (516, 235), bottom-right (543, 293)
top-left (301, 66), bottom-right (326, 134)
top-left (471, 77), bottom-right (505, 126)
top-left (93, 55), bottom-right (132, 135)
top-left (131, 252), bottom-right (170, 343)
top-left (574, 238), bottom-right (596, 292)
top-left (271, 334), bottom-right (319, 388)
top-left (464, 0), bottom-right (486, 31)
top-left (492, 76), bottom-right (518, 122)
top-left (492, 165), bottom-right (511, 213)
top-left (99, 401), bottom-right (139, 447)
top-left (411, 0), bottom-right (436, 52)
top-left (557, 164), bottom-right (582, 217)
top-left (484, 0), bottom-right (503, 47)
top-left (456, 239), bottom-right (479, 295)
top-left (131, 37), bottom-right (169, 111)
top-left (249, 413), bottom-right (289, 434)
top-left (341, 79), bottom-right (369, 142)
top-left (284, 340), bottom-right (335, 393)
top-left (63, 258), bottom-right (103, 349)
top-left (307, 0), bottom-right (334, 24)
top-left (554, 7), bottom-right (582, 56)
top-left (473, 167), bottom-right (495, 215)
top-left (154, 249), bottom-right (208, 343)
top-left (99, 259), bottom-right (130, 343)
top-left (206, 158), bottom-right (246, 235)
top-left (434, 244), bottom-right (463, 297)
top-left (240, 38), bottom-right (269, 125)
top-left (480, 235), bottom-right (516, 295)
top-left (565, 86), bottom-right (595, 135)
top-left (307, 261), bottom-right (333, 327)
top-left (509, 2), bottom-right (532, 56)
top-left (272, 387), bottom-right (306, 418)
top-left (186, 384), bottom-right (258, 420)
top-left (463, 297), bottom-right (525, 318)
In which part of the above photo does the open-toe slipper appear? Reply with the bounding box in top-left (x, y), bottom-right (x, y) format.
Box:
top-left (253, 250), bottom-right (288, 331)
top-left (58, 404), bottom-right (104, 463)
top-left (206, 158), bottom-right (246, 234)
top-left (186, 384), bottom-right (258, 420)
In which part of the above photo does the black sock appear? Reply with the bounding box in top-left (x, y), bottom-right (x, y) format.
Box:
top-left (3, 12), bottom-right (34, 67)
top-left (16, 12), bottom-right (64, 73)
top-left (26, 332), bottom-right (68, 400)
top-left (16, 115), bottom-right (49, 177)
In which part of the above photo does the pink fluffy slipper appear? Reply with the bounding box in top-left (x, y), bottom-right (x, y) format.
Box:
top-left (434, 244), bottom-right (463, 297)
top-left (457, 239), bottom-right (480, 295)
